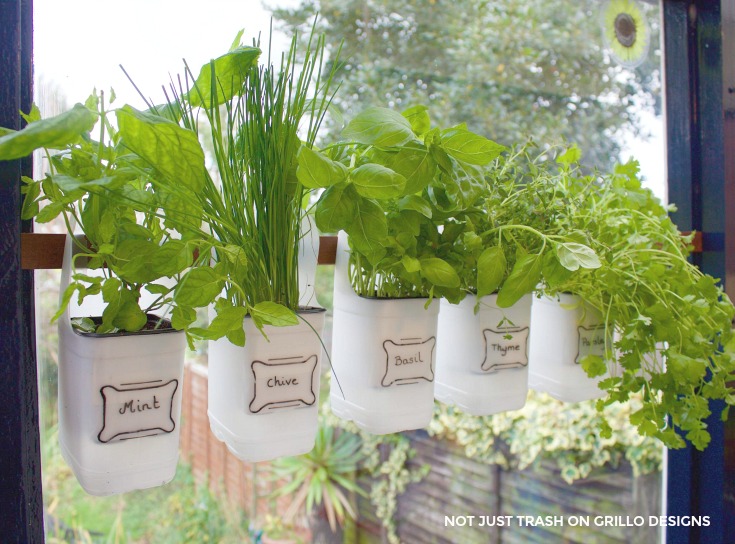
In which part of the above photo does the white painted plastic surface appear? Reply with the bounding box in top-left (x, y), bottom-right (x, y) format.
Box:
top-left (57, 236), bottom-right (186, 496)
top-left (208, 309), bottom-right (325, 462)
top-left (435, 294), bottom-right (532, 415)
top-left (330, 232), bottom-right (439, 434)
top-left (528, 294), bottom-right (612, 402)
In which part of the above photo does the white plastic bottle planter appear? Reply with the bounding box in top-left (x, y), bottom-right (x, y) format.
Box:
top-left (330, 232), bottom-right (439, 434)
top-left (435, 293), bottom-right (532, 415)
top-left (528, 293), bottom-right (612, 402)
top-left (208, 308), bottom-right (326, 462)
top-left (57, 236), bottom-right (186, 496)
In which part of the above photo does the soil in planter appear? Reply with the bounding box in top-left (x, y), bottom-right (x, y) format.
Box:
top-left (72, 314), bottom-right (176, 337)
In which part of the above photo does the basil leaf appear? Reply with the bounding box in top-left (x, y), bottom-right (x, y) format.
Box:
top-left (351, 163), bottom-right (406, 199)
top-left (174, 267), bottom-right (224, 308)
top-left (386, 147), bottom-right (436, 194)
top-left (343, 107), bottom-right (415, 147)
top-left (397, 195), bottom-right (432, 218)
top-left (315, 183), bottom-right (358, 233)
top-left (440, 128), bottom-right (505, 166)
top-left (556, 242), bottom-right (602, 271)
top-left (402, 104), bottom-right (431, 136)
top-left (296, 145), bottom-right (348, 189)
top-left (496, 253), bottom-right (542, 308)
top-left (420, 257), bottom-right (460, 288)
top-left (477, 246), bottom-right (506, 297)
top-left (345, 196), bottom-right (388, 258)
top-left (250, 301), bottom-right (299, 327)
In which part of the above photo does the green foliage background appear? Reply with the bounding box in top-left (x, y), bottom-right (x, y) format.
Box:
top-left (272, 0), bottom-right (661, 171)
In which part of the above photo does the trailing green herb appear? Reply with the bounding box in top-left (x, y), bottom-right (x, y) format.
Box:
top-left (538, 150), bottom-right (735, 450)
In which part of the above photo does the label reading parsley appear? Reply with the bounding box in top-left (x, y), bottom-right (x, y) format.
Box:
top-left (575, 325), bottom-right (607, 365)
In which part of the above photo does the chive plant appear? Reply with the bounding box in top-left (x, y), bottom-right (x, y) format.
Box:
top-left (174, 30), bottom-right (340, 311)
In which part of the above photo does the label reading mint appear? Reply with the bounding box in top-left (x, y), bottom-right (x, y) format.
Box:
top-left (575, 325), bottom-right (607, 365)
top-left (98, 379), bottom-right (178, 443)
top-left (249, 355), bottom-right (318, 414)
top-left (381, 337), bottom-right (436, 387)
top-left (481, 327), bottom-right (529, 372)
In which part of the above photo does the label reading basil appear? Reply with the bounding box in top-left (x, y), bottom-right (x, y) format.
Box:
top-left (98, 379), bottom-right (178, 443)
top-left (381, 337), bottom-right (436, 387)
top-left (481, 327), bottom-right (530, 372)
top-left (249, 355), bottom-right (318, 414)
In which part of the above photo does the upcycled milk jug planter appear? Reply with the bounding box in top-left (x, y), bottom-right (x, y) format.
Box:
top-left (208, 308), bottom-right (326, 461)
top-left (435, 293), bottom-right (532, 415)
top-left (57, 237), bottom-right (186, 496)
top-left (331, 233), bottom-right (439, 434)
top-left (528, 293), bottom-right (613, 402)
top-left (206, 215), bottom-right (326, 463)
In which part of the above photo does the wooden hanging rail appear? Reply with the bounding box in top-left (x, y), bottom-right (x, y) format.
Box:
top-left (20, 232), bottom-right (339, 270)
top-left (20, 231), bottom-right (703, 270)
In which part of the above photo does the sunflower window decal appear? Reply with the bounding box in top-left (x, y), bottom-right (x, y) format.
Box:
top-left (602, 0), bottom-right (651, 68)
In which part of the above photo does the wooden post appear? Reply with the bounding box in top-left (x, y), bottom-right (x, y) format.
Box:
top-left (0, 0), bottom-right (44, 541)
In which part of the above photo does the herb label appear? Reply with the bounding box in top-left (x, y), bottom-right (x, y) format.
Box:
top-left (381, 337), bottom-right (436, 387)
top-left (249, 355), bottom-right (318, 414)
top-left (98, 379), bottom-right (178, 443)
top-left (481, 327), bottom-right (530, 372)
top-left (575, 325), bottom-right (607, 364)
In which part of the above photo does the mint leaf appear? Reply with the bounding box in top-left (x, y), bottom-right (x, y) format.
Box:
top-left (117, 105), bottom-right (205, 193)
top-left (0, 103), bottom-right (97, 160)
top-left (187, 46), bottom-right (261, 108)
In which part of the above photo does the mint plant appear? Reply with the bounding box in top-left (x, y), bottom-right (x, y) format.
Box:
top-left (3, 92), bottom-right (200, 333)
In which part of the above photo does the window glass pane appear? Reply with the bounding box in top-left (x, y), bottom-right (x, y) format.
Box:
top-left (33, 0), bottom-right (665, 542)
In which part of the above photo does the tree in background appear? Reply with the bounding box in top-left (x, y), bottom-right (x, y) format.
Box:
top-left (270, 0), bottom-right (661, 170)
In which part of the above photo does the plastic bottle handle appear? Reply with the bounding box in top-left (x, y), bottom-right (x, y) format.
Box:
top-left (58, 233), bottom-right (75, 336)
top-left (333, 231), bottom-right (358, 301)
